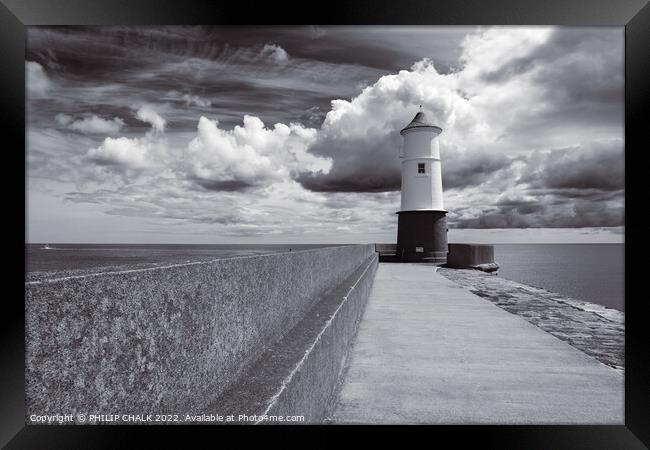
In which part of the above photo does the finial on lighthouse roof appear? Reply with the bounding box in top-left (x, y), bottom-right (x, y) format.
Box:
top-left (400, 108), bottom-right (442, 136)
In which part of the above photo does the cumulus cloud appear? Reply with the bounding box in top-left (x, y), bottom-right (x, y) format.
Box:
top-left (85, 105), bottom-right (168, 173)
top-left (184, 115), bottom-right (331, 191)
top-left (27, 26), bottom-right (624, 238)
top-left (26, 61), bottom-right (51, 96)
top-left (293, 27), bottom-right (623, 230)
top-left (260, 44), bottom-right (289, 63)
top-left (86, 136), bottom-right (155, 170)
top-left (136, 104), bottom-right (166, 133)
top-left (298, 58), bottom-right (504, 192)
top-left (298, 27), bottom-right (623, 196)
top-left (56, 113), bottom-right (125, 135)
top-left (83, 104), bottom-right (332, 191)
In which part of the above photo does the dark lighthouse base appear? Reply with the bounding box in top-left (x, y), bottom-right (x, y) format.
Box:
top-left (396, 210), bottom-right (448, 263)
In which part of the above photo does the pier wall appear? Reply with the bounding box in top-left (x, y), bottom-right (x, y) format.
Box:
top-left (446, 243), bottom-right (497, 270)
top-left (25, 244), bottom-right (376, 419)
top-left (213, 252), bottom-right (379, 423)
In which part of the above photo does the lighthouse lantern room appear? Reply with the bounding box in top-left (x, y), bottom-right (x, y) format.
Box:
top-left (395, 108), bottom-right (448, 263)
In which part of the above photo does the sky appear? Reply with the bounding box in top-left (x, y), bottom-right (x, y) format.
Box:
top-left (26, 26), bottom-right (625, 244)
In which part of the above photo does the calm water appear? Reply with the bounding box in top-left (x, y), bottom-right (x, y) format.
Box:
top-left (26, 243), bottom-right (625, 312)
top-left (494, 244), bottom-right (625, 312)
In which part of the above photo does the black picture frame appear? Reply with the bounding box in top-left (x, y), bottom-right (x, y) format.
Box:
top-left (2, 0), bottom-right (648, 447)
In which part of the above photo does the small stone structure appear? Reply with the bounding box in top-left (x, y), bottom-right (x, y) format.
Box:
top-left (376, 243), bottom-right (498, 271)
top-left (446, 243), bottom-right (499, 272)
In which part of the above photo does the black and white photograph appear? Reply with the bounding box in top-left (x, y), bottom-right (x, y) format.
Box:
top-left (21, 22), bottom-right (629, 427)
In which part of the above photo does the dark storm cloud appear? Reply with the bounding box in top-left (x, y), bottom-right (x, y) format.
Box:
top-left (520, 140), bottom-right (624, 192)
top-left (527, 188), bottom-right (623, 201)
top-left (298, 145), bottom-right (514, 193)
top-left (297, 132), bottom-right (402, 193)
top-left (481, 28), bottom-right (623, 141)
top-left (443, 152), bottom-right (514, 190)
top-left (453, 197), bottom-right (624, 229)
top-left (494, 196), bottom-right (545, 215)
top-left (298, 170), bottom-right (401, 193)
top-left (451, 140), bottom-right (625, 229)
top-left (192, 178), bottom-right (257, 192)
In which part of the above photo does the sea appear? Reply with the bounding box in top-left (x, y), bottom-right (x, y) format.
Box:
top-left (25, 243), bottom-right (339, 273)
top-left (26, 243), bottom-right (625, 312)
top-left (494, 244), bottom-right (624, 312)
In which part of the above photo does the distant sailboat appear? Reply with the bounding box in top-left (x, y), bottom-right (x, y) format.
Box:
top-left (42, 243), bottom-right (52, 250)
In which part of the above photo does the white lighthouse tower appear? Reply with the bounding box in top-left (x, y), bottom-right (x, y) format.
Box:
top-left (395, 108), bottom-right (448, 263)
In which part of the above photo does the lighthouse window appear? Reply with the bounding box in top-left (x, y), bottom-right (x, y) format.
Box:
top-left (417, 163), bottom-right (426, 174)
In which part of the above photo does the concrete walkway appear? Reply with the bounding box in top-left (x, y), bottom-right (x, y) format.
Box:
top-left (330, 263), bottom-right (624, 424)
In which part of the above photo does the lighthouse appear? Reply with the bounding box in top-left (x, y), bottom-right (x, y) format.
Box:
top-left (395, 108), bottom-right (448, 263)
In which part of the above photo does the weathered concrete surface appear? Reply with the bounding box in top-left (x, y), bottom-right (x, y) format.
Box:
top-left (438, 267), bottom-right (624, 372)
top-left (25, 244), bottom-right (375, 419)
top-left (331, 263), bottom-right (624, 424)
top-left (210, 253), bottom-right (378, 423)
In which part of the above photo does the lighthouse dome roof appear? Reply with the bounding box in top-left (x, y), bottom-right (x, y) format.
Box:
top-left (400, 111), bottom-right (442, 135)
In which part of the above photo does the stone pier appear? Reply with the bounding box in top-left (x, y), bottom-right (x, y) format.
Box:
top-left (330, 263), bottom-right (624, 424)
